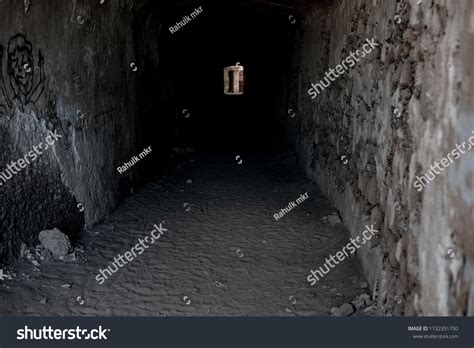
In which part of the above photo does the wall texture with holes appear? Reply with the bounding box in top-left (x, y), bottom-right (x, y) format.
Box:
top-left (0, 0), bottom-right (139, 265)
top-left (292, 0), bottom-right (473, 315)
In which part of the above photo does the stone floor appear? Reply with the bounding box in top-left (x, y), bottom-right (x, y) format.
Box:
top-left (0, 151), bottom-right (368, 316)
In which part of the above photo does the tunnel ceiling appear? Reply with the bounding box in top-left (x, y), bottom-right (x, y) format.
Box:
top-left (127, 0), bottom-right (333, 17)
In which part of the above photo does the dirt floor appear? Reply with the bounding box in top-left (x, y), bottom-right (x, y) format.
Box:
top-left (0, 151), bottom-right (370, 316)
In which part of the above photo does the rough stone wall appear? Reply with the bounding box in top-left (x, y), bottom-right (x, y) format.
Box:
top-left (292, 0), bottom-right (473, 315)
top-left (0, 0), bottom-right (138, 265)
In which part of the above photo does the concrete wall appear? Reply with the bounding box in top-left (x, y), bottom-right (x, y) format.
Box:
top-left (292, 0), bottom-right (473, 315)
top-left (133, 18), bottom-right (176, 163)
top-left (0, 0), bottom-right (138, 265)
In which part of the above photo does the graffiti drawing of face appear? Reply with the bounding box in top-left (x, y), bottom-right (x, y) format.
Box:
top-left (7, 34), bottom-right (34, 97)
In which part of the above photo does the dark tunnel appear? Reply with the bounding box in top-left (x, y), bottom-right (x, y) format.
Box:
top-left (0, 0), bottom-right (472, 317)
top-left (138, 3), bottom-right (294, 157)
